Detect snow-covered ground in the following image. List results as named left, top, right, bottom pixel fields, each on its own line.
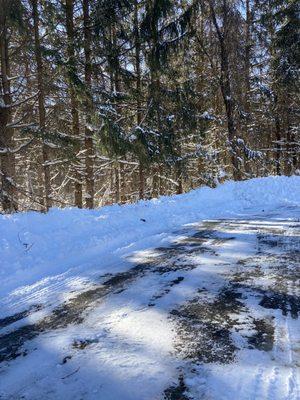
left=1, top=176, right=299, bottom=302
left=0, top=176, right=299, bottom=400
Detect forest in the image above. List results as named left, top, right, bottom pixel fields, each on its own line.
left=0, top=0, right=299, bottom=213
left=1, top=1, right=300, bottom=397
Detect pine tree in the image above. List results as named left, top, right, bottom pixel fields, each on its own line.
left=31, top=0, right=52, bottom=210
left=83, top=0, right=95, bottom=208
left=65, top=0, right=83, bottom=208
left=0, top=0, right=298, bottom=213
left=0, top=0, right=25, bottom=212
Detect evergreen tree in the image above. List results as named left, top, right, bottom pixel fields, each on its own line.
left=0, top=0, right=299, bottom=213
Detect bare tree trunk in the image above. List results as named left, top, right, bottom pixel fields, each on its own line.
left=119, top=162, right=126, bottom=203
left=245, top=0, right=252, bottom=112
left=83, top=0, right=94, bottom=209
left=110, top=22, right=126, bottom=204
left=114, top=162, right=120, bottom=203
left=148, top=0, right=164, bottom=194
left=274, top=100, right=282, bottom=176
left=268, top=9, right=282, bottom=176
left=32, top=0, right=52, bottom=211
left=134, top=0, right=145, bottom=200
left=0, top=22, right=17, bottom=212
left=285, top=122, right=293, bottom=176
left=176, top=165, right=183, bottom=194
left=175, top=141, right=183, bottom=194
left=139, top=164, right=145, bottom=199
left=152, top=166, right=160, bottom=198
left=65, top=0, right=83, bottom=208
left=290, top=127, right=298, bottom=172
left=243, top=0, right=253, bottom=177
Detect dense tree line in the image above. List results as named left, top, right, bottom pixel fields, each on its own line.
left=0, top=0, right=299, bottom=213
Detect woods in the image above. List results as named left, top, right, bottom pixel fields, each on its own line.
left=0, top=0, right=299, bottom=213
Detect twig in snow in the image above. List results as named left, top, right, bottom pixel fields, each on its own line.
left=17, top=231, right=34, bottom=251
left=61, top=366, right=80, bottom=380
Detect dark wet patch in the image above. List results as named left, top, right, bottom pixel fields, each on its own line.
left=212, top=236, right=235, bottom=245
left=170, top=287, right=244, bottom=364
left=257, top=231, right=300, bottom=254
left=232, top=266, right=265, bottom=283
left=231, top=249, right=300, bottom=320
left=148, top=277, right=185, bottom=306
left=1, top=217, right=299, bottom=373
left=0, top=324, right=39, bottom=362
left=155, top=242, right=217, bottom=258
left=178, top=237, right=208, bottom=246
left=192, top=228, right=220, bottom=240
left=149, top=288, right=170, bottom=305
left=164, top=375, right=189, bottom=400
left=0, top=227, right=212, bottom=364
left=0, top=263, right=152, bottom=363
left=259, top=293, right=300, bottom=319
left=247, top=318, right=275, bottom=351
left=61, top=355, right=72, bottom=364
left=153, top=260, right=196, bottom=275
left=72, top=338, right=100, bottom=350
left=257, top=234, right=282, bottom=251
left=228, top=273, right=300, bottom=321
left=172, top=277, right=185, bottom=285
left=167, top=217, right=300, bottom=397
left=0, top=304, right=43, bottom=329
left=170, top=223, right=236, bottom=256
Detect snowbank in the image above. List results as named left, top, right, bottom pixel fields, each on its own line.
left=1, top=175, right=299, bottom=298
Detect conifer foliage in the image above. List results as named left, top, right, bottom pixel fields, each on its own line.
left=0, top=0, right=299, bottom=212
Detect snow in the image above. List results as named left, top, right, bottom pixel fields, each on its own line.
left=0, top=176, right=300, bottom=400
left=176, top=218, right=299, bottom=400
left=1, top=176, right=299, bottom=306
left=199, top=111, right=215, bottom=120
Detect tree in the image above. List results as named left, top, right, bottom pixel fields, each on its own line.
left=208, top=0, right=243, bottom=180
left=0, top=0, right=298, bottom=214
left=273, top=0, right=300, bottom=173
left=0, top=0, right=25, bottom=212
left=83, top=0, right=94, bottom=208
left=65, top=0, right=83, bottom=208
left=31, top=0, right=52, bottom=210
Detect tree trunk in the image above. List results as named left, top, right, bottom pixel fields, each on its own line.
left=148, top=0, right=164, bottom=194
left=0, top=23, right=17, bottom=212
left=175, top=141, right=183, bottom=194
left=152, top=166, right=160, bottom=198
left=32, top=0, right=52, bottom=211
left=119, top=162, right=126, bottom=203
left=134, top=0, right=145, bottom=200
left=274, top=105, right=281, bottom=176
left=65, top=0, right=83, bottom=208
left=83, top=0, right=94, bottom=209
left=268, top=8, right=282, bottom=176
left=245, top=0, right=252, bottom=112
left=114, top=162, right=120, bottom=203
left=220, top=48, right=241, bottom=180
